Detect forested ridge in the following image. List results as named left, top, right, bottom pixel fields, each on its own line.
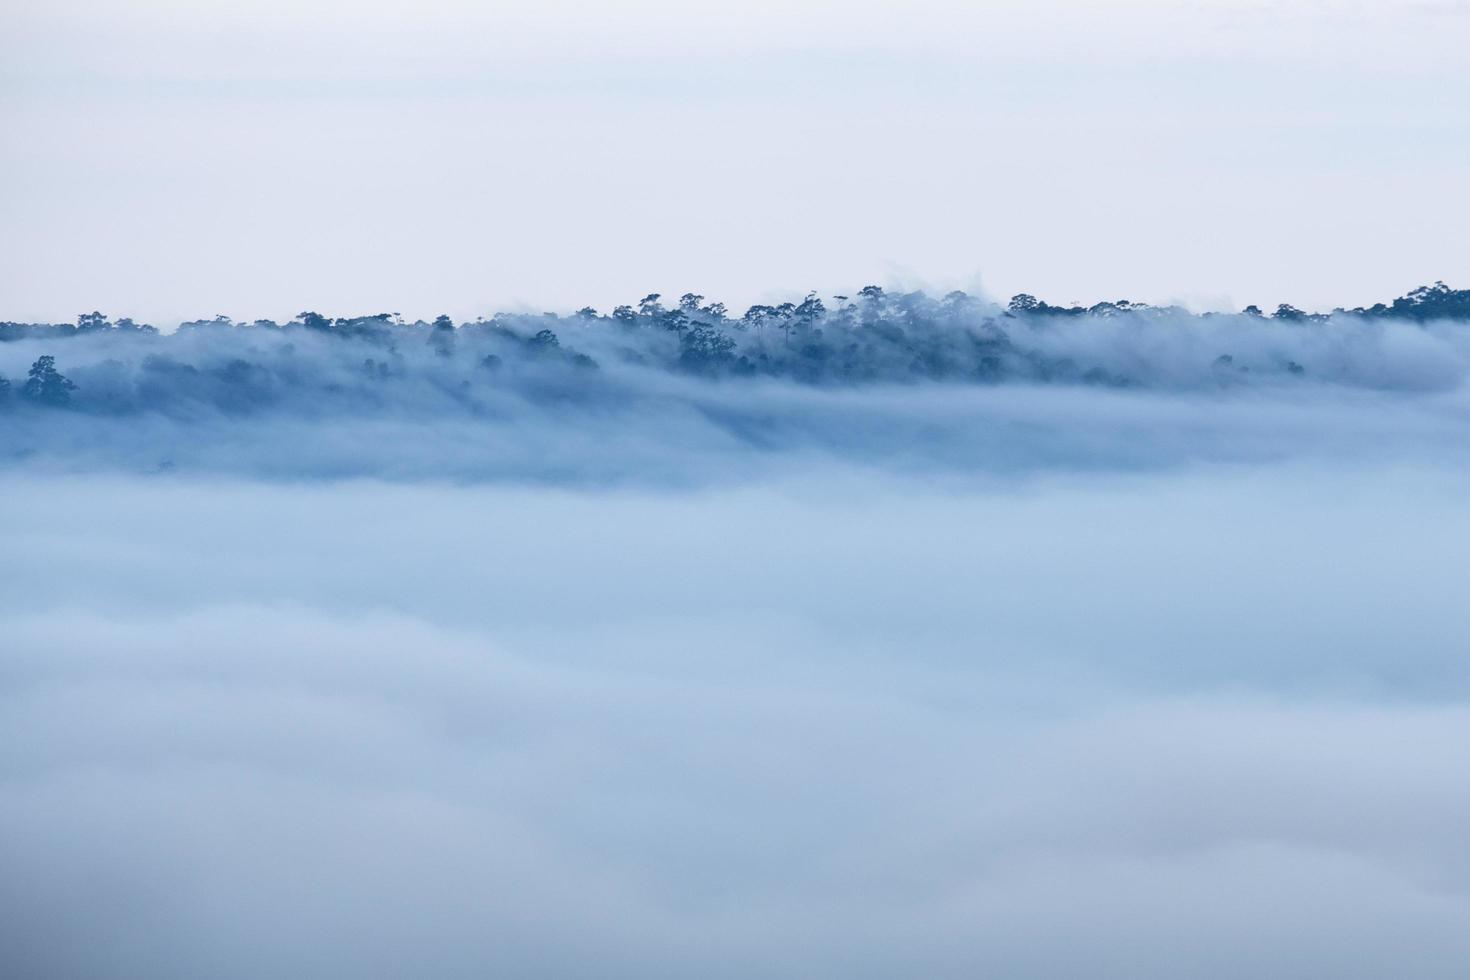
left=3, top=282, right=1470, bottom=417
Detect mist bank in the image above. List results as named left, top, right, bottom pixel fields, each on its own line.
left=4, top=283, right=1470, bottom=481
left=5, top=466, right=1470, bottom=979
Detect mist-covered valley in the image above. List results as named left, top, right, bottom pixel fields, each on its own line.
left=4, top=283, right=1470, bottom=978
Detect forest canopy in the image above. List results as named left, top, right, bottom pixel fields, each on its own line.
left=3, top=283, right=1470, bottom=417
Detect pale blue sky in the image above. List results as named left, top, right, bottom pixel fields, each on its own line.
left=2, top=0, right=1467, bottom=323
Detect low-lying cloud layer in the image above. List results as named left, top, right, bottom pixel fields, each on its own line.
left=5, top=286, right=1470, bottom=977
left=4, top=468, right=1470, bottom=978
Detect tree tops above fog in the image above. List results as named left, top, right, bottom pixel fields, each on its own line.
left=7, top=281, right=1469, bottom=341
left=3, top=282, right=1470, bottom=412
left=1001, top=281, right=1470, bottom=323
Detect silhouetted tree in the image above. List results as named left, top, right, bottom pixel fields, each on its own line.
left=679, top=325, right=737, bottom=374
left=742, top=304, right=776, bottom=336
left=795, top=292, right=826, bottom=328
left=528, top=328, right=560, bottom=351
left=1383, top=282, right=1470, bottom=321
left=431, top=314, right=455, bottom=357
left=662, top=309, right=689, bottom=335
left=23, top=355, right=77, bottom=406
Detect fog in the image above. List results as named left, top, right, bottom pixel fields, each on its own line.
left=8, top=0, right=1468, bottom=969
left=4, top=456, right=1470, bottom=978
left=6, top=292, right=1470, bottom=976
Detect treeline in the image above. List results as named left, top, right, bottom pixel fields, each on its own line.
left=1000, top=281, right=1470, bottom=323
left=2, top=282, right=1469, bottom=414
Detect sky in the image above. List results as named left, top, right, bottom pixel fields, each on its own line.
left=3, top=0, right=1469, bottom=324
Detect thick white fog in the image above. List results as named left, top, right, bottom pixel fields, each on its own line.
left=4, top=280, right=1470, bottom=979
left=4, top=456, right=1470, bottom=978
left=7, top=0, right=1469, bottom=972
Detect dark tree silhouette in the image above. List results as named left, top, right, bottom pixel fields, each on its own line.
left=23, top=355, right=77, bottom=406
left=662, top=309, right=689, bottom=335
left=795, top=292, right=826, bottom=328
left=528, top=328, right=560, bottom=351
left=1380, top=282, right=1470, bottom=321
left=430, top=314, right=455, bottom=357
left=679, top=325, right=737, bottom=374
